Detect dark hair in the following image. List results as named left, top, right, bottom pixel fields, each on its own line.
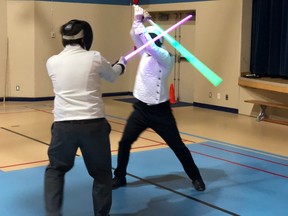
left=60, top=20, right=85, bottom=48
left=149, top=33, right=162, bottom=48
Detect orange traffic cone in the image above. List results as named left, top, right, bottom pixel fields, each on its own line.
left=169, top=83, right=176, bottom=104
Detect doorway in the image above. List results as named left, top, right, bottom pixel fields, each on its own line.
left=150, top=10, right=196, bottom=103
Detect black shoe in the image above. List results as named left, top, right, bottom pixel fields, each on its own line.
left=112, top=177, right=127, bottom=189
left=192, top=179, right=206, bottom=191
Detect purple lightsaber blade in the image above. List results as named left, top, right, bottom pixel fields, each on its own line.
left=124, top=14, right=193, bottom=61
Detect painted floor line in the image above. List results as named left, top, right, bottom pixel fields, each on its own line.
left=0, top=160, right=49, bottom=170
left=107, top=114, right=288, bottom=161
left=200, top=142, right=288, bottom=166
left=192, top=150, right=288, bottom=179
left=1, top=127, right=49, bottom=146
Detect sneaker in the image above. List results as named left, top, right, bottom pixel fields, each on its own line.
left=112, top=177, right=127, bottom=189
left=192, top=179, right=206, bottom=191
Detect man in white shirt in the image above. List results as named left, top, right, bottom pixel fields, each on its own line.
left=112, top=6, right=205, bottom=192
left=44, top=19, right=126, bottom=216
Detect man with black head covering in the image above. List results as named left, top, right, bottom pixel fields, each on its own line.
left=44, top=19, right=126, bottom=216
left=112, top=5, right=205, bottom=192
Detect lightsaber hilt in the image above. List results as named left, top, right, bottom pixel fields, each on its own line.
left=124, top=14, right=193, bottom=61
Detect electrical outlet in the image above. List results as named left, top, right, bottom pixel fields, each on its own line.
left=209, top=92, right=212, bottom=98
left=16, top=85, right=20, bottom=91
left=51, top=32, right=56, bottom=38
left=225, top=94, right=229, bottom=100
left=217, top=93, right=221, bottom=99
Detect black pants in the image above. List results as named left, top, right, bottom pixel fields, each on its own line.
left=44, top=118, right=112, bottom=216
left=114, top=100, right=203, bottom=181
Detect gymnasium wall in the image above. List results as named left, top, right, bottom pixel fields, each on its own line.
left=0, top=0, right=7, bottom=99
left=34, top=2, right=133, bottom=97
left=3, top=0, right=283, bottom=118
left=145, top=0, right=246, bottom=110
left=4, top=0, right=132, bottom=98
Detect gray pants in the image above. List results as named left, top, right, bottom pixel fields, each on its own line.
left=44, top=118, right=112, bottom=216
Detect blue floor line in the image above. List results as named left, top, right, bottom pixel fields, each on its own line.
left=196, top=141, right=288, bottom=166
left=189, top=142, right=288, bottom=178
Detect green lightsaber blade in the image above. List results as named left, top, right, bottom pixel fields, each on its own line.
left=148, top=20, right=222, bottom=87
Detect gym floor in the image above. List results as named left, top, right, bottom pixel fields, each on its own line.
left=0, top=96, right=287, bottom=215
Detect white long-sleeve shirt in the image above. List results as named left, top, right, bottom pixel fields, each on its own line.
left=47, top=45, right=122, bottom=121
left=130, top=20, right=174, bottom=105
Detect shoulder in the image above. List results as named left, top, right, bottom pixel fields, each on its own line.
left=90, top=50, right=101, bottom=56
left=86, top=50, right=102, bottom=63
left=46, top=54, right=58, bottom=66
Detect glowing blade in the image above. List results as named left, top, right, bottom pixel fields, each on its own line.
left=124, top=14, right=193, bottom=61
left=148, top=20, right=223, bottom=87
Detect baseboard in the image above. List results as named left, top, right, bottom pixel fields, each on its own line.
left=193, top=102, right=238, bottom=114
left=102, top=91, right=133, bottom=97
left=0, top=97, right=55, bottom=102
left=0, top=94, right=238, bottom=115
left=0, top=92, right=133, bottom=102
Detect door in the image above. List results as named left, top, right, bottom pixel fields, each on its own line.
left=150, top=11, right=196, bottom=103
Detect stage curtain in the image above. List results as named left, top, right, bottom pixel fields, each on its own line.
left=250, top=0, right=288, bottom=78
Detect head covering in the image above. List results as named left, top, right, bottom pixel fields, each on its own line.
left=61, top=20, right=93, bottom=50
left=62, top=29, right=84, bottom=40
left=146, top=26, right=163, bottom=46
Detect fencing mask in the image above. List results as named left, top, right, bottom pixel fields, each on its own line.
left=146, top=26, right=163, bottom=47
left=61, top=19, right=93, bottom=50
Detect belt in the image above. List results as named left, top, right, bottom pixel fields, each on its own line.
left=57, top=118, right=105, bottom=124
left=136, top=100, right=170, bottom=110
